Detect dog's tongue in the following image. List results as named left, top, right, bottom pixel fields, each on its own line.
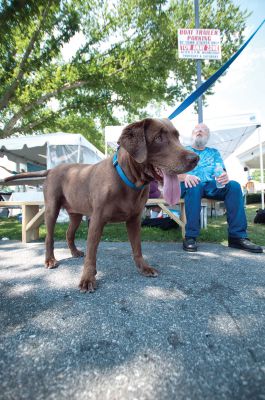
left=162, top=172, right=181, bottom=205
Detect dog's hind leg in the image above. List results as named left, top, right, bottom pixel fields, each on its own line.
left=66, top=213, right=84, bottom=258
left=45, top=201, right=60, bottom=269
left=79, top=213, right=105, bottom=292
left=126, top=216, right=158, bottom=277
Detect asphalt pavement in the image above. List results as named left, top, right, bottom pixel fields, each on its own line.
left=0, top=240, right=265, bottom=400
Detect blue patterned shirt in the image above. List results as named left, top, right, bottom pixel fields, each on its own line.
left=185, top=146, right=226, bottom=182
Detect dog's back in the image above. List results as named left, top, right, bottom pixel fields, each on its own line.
left=43, top=159, right=149, bottom=220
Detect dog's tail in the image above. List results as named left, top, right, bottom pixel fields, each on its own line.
left=4, top=170, right=49, bottom=183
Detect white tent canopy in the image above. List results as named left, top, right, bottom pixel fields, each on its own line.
left=237, top=141, right=265, bottom=169
left=0, top=132, right=105, bottom=169
left=183, top=124, right=260, bottom=160
left=237, top=133, right=265, bottom=209
left=105, top=113, right=261, bottom=161
left=172, top=113, right=261, bottom=161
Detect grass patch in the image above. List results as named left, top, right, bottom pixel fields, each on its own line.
left=1, top=204, right=264, bottom=245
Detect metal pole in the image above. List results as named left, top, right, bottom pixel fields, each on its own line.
left=258, top=127, right=264, bottom=208
left=194, top=0, right=203, bottom=123
left=105, top=128, right=108, bottom=157
left=77, top=136, right=81, bottom=163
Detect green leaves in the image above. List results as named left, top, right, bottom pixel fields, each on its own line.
left=0, top=0, right=249, bottom=143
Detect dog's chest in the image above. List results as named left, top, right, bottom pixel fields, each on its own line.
left=107, top=196, right=146, bottom=222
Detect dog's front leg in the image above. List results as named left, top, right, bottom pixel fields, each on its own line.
left=79, top=214, right=104, bottom=292
left=126, top=216, right=158, bottom=277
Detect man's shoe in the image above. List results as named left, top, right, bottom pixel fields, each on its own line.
left=228, top=237, right=263, bottom=253
left=183, top=237, right=197, bottom=252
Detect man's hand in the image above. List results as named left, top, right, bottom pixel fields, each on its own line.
left=184, top=174, right=201, bottom=188
left=216, top=171, right=229, bottom=186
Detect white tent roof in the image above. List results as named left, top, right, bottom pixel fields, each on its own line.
left=105, top=114, right=261, bottom=161
left=173, top=113, right=261, bottom=160
left=0, top=132, right=105, bottom=166
left=184, top=124, right=260, bottom=160
left=237, top=141, right=265, bottom=169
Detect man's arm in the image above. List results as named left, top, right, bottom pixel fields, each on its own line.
left=214, top=149, right=229, bottom=186
left=216, top=171, right=229, bottom=186
left=179, top=145, right=200, bottom=188
left=178, top=173, right=201, bottom=188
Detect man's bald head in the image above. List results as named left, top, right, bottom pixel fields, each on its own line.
left=192, top=123, right=210, bottom=149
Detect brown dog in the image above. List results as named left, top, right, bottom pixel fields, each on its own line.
left=5, top=118, right=198, bottom=292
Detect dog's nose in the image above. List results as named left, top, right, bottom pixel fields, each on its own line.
left=186, top=153, right=199, bottom=164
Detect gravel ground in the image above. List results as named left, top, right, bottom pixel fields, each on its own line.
left=0, top=240, right=265, bottom=400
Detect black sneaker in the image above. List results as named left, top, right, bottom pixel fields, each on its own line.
left=228, top=237, right=263, bottom=253
left=183, top=237, right=197, bottom=252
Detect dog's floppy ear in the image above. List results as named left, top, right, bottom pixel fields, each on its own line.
left=118, top=119, right=150, bottom=163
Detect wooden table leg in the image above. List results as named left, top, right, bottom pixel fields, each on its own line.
left=22, top=205, right=40, bottom=243
left=201, top=203, right=208, bottom=229
left=180, top=202, right=186, bottom=238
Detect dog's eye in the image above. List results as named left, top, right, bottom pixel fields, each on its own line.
left=154, top=134, right=163, bottom=143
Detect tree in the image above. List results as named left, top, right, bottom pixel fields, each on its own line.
left=251, top=169, right=265, bottom=182
left=0, top=0, right=250, bottom=149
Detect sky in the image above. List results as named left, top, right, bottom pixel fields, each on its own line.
left=166, top=0, right=265, bottom=145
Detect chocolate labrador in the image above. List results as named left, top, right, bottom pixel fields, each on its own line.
left=5, top=118, right=199, bottom=292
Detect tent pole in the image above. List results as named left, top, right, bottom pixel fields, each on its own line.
left=258, top=127, right=264, bottom=209
left=47, top=143, right=50, bottom=169
left=77, top=137, right=81, bottom=163
left=105, top=128, right=108, bottom=157
left=16, top=162, right=20, bottom=192
left=194, top=0, right=203, bottom=123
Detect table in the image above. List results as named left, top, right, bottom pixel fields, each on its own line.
left=146, top=198, right=208, bottom=238
left=8, top=191, right=44, bottom=217
left=0, top=198, right=45, bottom=243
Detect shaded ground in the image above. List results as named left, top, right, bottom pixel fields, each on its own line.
left=0, top=240, right=265, bottom=400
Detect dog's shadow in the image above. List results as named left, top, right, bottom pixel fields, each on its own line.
left=54, top=254, right=85, bottom=267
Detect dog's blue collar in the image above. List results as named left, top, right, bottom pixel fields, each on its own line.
left=112, top=149, right=146, bottom=191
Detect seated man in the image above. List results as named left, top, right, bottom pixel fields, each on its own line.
left=149, top=180, right=161, bottom=199
left=148, top=180, right=162, bottom=218
left=179, top=123, right=263, bottom=253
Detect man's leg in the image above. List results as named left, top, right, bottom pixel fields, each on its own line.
left=223, top=180, right=247, bottom=238
left=225, top=181, right=262, bottom=252
left=205, top=180, right=263, bottom=253
left=181, top=182, right=204, bottom=252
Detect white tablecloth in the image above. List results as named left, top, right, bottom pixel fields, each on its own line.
left=8, top=191, right=44, bottom=217
left=9, top=191, right=44, bottom=202
left=8, top=191, right=69, bottom=222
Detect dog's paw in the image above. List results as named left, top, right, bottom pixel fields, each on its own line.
left=72, top=249, right=85, bottom=258
left=139, top=266, right=159, bottom=277
left=79, top=276, right=96, bottom=293
left=45, top=258, right=59, bottom=269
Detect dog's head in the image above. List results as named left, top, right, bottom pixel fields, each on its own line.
left=118, top=117, right=199, bottom=174
left=118, top=118, right=199, bottom=204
